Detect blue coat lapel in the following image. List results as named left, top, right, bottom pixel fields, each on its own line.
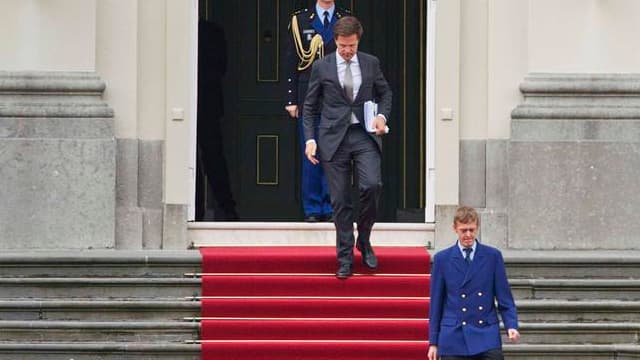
left=450, top=247, right=468, bottom=278
left=462, top=243, right=488, bottom=286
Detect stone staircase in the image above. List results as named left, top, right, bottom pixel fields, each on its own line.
left=503, top=250, right=640, bottom=359
left=0, top=243, right=639, bottom=359
left=0, top=250, right=202, bottom=359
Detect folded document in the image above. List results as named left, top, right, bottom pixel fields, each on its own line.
left=364, top=100, right=390, bottom=134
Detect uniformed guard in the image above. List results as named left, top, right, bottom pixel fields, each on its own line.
left=284, top=1, right=350, bottom=222
left=428, top=206, right=520, bottom=360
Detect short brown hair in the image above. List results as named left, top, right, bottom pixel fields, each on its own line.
left=453, top=206, right=480, bottom=226
left=333, top=16, right=363, bottom=39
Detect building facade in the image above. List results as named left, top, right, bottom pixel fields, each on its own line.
left=1, top=0, right=639, bottom=251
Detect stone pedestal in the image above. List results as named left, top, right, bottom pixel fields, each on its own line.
left=509, top=74, right=640, bottom=249
left=0, top=72, right=115, bottom=249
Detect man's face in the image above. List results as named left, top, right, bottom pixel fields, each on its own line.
left=453, top=221, right=478, bottom=248
left=336, top=34, right=359, bottom=61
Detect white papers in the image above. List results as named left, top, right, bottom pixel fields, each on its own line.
left=364, top=100, right=390, bottom=134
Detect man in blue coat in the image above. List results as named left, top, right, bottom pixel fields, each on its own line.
left=428, top=206, right=520, bottom=359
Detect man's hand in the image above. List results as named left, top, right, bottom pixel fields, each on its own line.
left=305, top=141, right=319, bottom=165
left=373, top=115, right=387, bottom=135
left=427, top=345, right=437, bottom=360
left=285, top=105, right=299, bottom=119
left=507, top=328, right=520, bottom=342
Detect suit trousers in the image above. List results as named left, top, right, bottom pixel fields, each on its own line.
left=441, top=348, right=504, bottom=360
left=321, top=125, right=382, bottom=266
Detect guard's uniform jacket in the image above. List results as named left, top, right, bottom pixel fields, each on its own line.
left=285, top=7, right=350, bottom=109
left=429, top=241, right=519, bottom=356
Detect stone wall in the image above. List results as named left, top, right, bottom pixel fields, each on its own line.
left=0, top=72, right=115, bottom=249
left=457, top=73, right=640, bottom=250
left=509, top=73, right=640, bottom=249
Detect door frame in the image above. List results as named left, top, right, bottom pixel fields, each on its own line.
left=187, top=0, right=437, bottom=223
left=425, top=0, right=436, bottom=223
left=188, top=0, right=199, bottom=221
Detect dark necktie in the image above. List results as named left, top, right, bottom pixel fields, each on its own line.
left=344, top=60, right=353, bottom=102
left=323, top=11, right=330, bottom=29
left=463, top=247, right=472, bottom=264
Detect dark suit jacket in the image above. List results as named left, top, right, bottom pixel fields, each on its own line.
left=429, top=242, right=519, bottom=356
left=302, top=51, right=392, bottom=161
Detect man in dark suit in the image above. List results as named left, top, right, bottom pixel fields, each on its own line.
left=303, top=16, right=392, bottom=279
left=428, top=206, right=520, bottom=360
left=285, top=1, right=350, bottom=223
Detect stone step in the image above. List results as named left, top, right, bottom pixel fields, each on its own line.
left=189, top=222, right=434, bottom=247
left=0, top=250, right=201, bottom=278
left=516, top=299, right=640, bottom=323
left=510, top=278, right=640, bottom=300
left=0, top=278, right=201, bottom=299
left=503, top=344, right=640, bottom=360
left=0, top=320, right=199, bottom=342
left=506, top=322, right=640, bottom=345
left=0, top=342, right=200, bottom=360
left=503, top=250, right=640, bottom=279
left=0, top=300, right=200, bottom=321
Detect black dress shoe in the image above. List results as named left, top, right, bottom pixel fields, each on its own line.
left=304, top=215, right=320, bottom=223
left=356, top=242, right=378, bottom=270
left=335, top=264, right=353, bottom=279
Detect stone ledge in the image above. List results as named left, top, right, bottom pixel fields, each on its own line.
left=520, top=73, right=640, bottom=94
left=0, top=71, right=106, bottom=93
left=0, top=300, right=201, bottom=309
left=189, top=222, right=435, bottom=248
left=0, top=71, right=114, bottom=118
left=0, top=250, right=200, bottom=264
left=502, top=250, right=640, bottom=263
left=0, top=320, right=198, bottom=330
left=512, top=105, right=640, bottom=119
left=0, top=342, right=200, bottom=352
left=516, top=299, right=640, bottom=309
left=504, top=343, right=640, bottom=353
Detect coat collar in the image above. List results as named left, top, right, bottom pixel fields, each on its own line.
left=448, top=241, right=488, bottom=286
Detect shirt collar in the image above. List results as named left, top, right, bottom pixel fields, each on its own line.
left=336, top=52, right=359, bottom=65
left=457, top=239, right=477, bottom=256
left=316, top=4, right=335, bottom=20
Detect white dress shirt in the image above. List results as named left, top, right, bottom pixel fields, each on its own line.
left=336, top=52, right=361, bottom=124
left=316, top=4, right=335, bottom=21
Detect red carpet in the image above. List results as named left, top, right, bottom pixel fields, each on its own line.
left=199, top=246, right=431, bottom=360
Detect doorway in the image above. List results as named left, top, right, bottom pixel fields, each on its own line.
left=196, top=0, right=428, bottom=222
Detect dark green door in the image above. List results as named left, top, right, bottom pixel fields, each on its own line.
left=199, top=0, right=426, bottom=221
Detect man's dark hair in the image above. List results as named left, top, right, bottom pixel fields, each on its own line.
left=333, top=16, right=363, bottom=39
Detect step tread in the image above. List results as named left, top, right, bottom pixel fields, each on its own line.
left=200, top=318, right=428, bottom=340
left=201, top=274, right=429, bottom=297
left=516, top=299, right=640, bottom=307
left=200, top=246, right=430, bottom=274
left=516, top=322, right=640, bottom=329
left=200, top=297, right=428, bottom=318
left=0, top=342, right=201, bottom=351
left=0, top=320, right=199, bottom=329
left=0, top=299, right=200, bottom=307
left=0, top=277, right=200, bottom=284
left=504, top=343, right=640, bottom=351
left=511, top=278, right=640, bottom=286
